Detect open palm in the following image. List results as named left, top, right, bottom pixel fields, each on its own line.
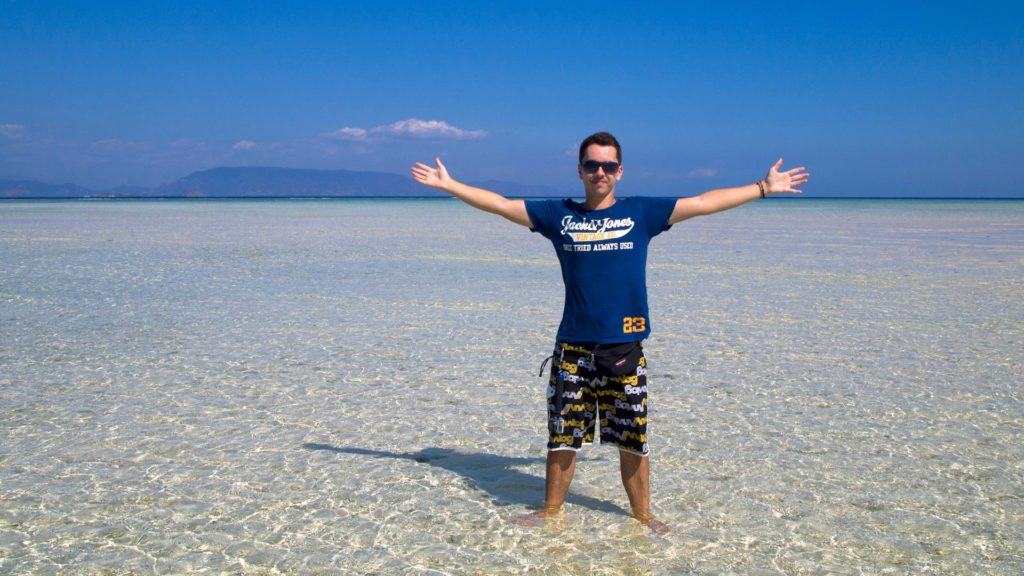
left=410, top=157, right=452, bottom=190
left=765, top=159, right=809, bottom=194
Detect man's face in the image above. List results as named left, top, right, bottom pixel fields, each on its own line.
left=578, top=144, right=623, bottom=198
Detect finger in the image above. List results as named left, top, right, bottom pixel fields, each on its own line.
left=785, top=167, right=807, bottom=175
left=435, top=156, right=445, bottom=169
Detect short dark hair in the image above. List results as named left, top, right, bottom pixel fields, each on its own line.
left=578, top=131, right=621, bottom=164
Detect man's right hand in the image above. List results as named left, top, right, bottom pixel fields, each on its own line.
left=410, top=157, right=452, bottom=191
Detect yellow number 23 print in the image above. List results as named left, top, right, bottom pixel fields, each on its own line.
left=622, top=317, right=647, bottom=334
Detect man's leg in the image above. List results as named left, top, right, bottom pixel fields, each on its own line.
left=515, top=449, right=576, bottom=525
left=543, top=449, right=577, bottom=514
left=619, top=450, right=670, bottom=534
left=619, top=449, right=649, bottom=513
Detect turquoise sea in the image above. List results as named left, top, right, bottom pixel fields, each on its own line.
left=1, top=198, right=1022, bottom=574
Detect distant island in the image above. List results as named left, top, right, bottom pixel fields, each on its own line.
left=0, top=166, right=568, bottom=199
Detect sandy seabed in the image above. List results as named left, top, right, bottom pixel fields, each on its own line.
left=1, top=198, right=1022, bottom=574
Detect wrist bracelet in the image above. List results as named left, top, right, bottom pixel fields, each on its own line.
left=756, top=180, right=766, bottom=198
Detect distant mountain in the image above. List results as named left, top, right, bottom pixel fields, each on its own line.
left=1, top=179, right=98, bottom=199
left=1, top=167, right=567, bottom=199
left=100, top=185, right=153, bottom=196
left=156, top=166, right=424, bottom=197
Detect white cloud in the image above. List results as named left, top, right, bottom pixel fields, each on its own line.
left=325, top=127, right=369, bottom=141
left=324, top=119, right=486, bottom=142
left=233, top=139, right=257, bottom=150
left=373, top=118, right=486, bottom=140
left=1, top=124, right=27, bottom=139
left=687, top=167, right=719, bottom=178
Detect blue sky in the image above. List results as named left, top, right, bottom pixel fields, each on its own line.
left=2, top=1, right=1022, bottom=197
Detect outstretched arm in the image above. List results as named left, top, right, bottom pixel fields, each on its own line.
left=669, top=159, right=809, bottom=224
left=411, top=157, right=532, bottom=228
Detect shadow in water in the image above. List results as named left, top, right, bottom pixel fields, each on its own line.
left=303, top=443, right=628, bottom=516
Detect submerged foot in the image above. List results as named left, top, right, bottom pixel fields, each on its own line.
left=633, top=509, right=671, bottom=535
left=513, top=505, right=563, bottom=527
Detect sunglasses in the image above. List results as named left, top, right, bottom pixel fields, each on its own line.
left=581, top=160, right=620, bottom=174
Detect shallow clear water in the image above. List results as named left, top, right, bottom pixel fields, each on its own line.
left=1, top=198, right=1022, bottom=574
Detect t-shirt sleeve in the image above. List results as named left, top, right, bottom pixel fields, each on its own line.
left=525, top=199, right=559, bottom=239
left=642, top=196, right=678, bottom=237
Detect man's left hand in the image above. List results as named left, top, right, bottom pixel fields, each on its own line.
left=765, top=159, right=809, bottom=194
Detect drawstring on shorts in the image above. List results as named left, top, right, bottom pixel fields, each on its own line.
left=538, top=345, right=568, bottom=434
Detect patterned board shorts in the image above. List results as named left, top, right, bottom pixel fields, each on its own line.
left=545, top=342, right=650, bottom=456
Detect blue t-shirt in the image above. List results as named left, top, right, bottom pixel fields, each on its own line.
left=526, top=196, right=677, bottom=344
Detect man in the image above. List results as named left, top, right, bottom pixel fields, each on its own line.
left=411, top=131, right=808, bottom=533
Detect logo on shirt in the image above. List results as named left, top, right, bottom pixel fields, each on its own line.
left=559, top=216, right=635, bottom=242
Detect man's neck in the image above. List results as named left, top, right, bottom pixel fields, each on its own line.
left=584, top=193, right=616, bottom=211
